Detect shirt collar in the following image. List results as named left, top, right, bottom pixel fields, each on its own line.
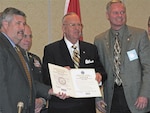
left=111, top=25, right=126, bottom=38
left=1, top=32, right=16, bottom=48
left=64, top=37, right=79, bottom=50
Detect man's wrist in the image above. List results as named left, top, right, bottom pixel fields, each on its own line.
left=40, top=98, right=46, bottom=107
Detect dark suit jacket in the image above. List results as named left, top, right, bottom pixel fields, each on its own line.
left=42, top=38, right=106, bottom=113
left=94, top=25, right=150, bottom=113
left=27, top=52, right=43, bottom=83
left=25, top=51, right=48, bottom=113
left=0, top=33, right=50, bottom=113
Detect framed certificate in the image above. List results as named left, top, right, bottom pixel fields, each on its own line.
left=48, top=63, right=102, bottom=98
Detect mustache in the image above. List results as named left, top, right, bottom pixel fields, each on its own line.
left=17, top=30, right=24, bottom=35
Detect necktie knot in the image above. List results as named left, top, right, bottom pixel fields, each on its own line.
left=115, top=32, right=120, bottom=42
left=72, top=45, right=77, bottom=49
left=115, top=32, right=119, bottom=36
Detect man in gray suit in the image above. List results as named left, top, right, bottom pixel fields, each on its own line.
left=94, top=1, right=150, bottom=113
left=0, top=7, right=53, bottom=113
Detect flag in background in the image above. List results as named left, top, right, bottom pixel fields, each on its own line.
left=64, top=0, right=83, bottom=40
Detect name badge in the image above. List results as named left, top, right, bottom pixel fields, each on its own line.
left=127, top=49, right=138, bottom=61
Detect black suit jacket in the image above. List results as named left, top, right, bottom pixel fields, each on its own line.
left=27, top=52, right=43, bottom=83
left=42, top=38, right=106, bottom=113
left=0, top=33, right=50, bottom=113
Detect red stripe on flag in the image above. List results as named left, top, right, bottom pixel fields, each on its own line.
left=64, top=0, right=83, bottom=41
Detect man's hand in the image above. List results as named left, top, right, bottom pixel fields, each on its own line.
left=135, top=96, right=148, bottom=110
left=96, top=100, right=107, bottom=113
left=95, top=72, right=102, bottom=84
left=48, top=88, right=69, bottom=100
left=55, top=92, right=70, bottom=100
left=35, top=98, right=45, bottom=113
left=48, top=88, right=54, bottom=95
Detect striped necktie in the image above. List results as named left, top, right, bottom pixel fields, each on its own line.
left=72, top=45, right=80, bottom=68
left=114, top=32, right=122, bottom=86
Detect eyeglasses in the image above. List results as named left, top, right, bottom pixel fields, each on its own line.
left=24, top=34, right=32, bottom=38
left=63, top=23, right=83, bottom=27
left=112, top=11, right=126, bottom=15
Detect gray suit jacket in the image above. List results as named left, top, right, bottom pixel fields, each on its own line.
left=0, top=33, right=50, bottom=113
left=94, top=25, right=150, bottom=113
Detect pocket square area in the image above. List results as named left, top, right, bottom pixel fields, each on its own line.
left=85, top=59, right=94, bottom=64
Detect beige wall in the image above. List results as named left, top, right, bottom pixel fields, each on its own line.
left=0, top=0, right=150, bottom=59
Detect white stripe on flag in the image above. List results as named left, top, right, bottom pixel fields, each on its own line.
left=64, top=0, right=70, bottom=15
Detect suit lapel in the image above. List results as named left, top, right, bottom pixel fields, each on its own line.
left=120, top=26, right=132, bottom=66
left=79, top=41, right=85, bottom=67
left=10, top=46, right=24, bottom=70
left=59, top=39, right=74, bottom=67
left=104, top=31, right=114, bottom=69
left=0, top=33, right=29, bottom=82
left=0, top=33, right=23, bottom=70
left=105, top=27, right=132, bottom=73
left=78, top=41, right=92, bottom=67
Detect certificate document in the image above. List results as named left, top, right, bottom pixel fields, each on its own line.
left=48, top=63, right=102, bottom=98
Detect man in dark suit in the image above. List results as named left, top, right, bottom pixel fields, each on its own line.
left=94, top=1, right=150, bottom=113
left=0, top=7, right=53, bottom=113
left=42, top=12, right=107, bottom=113
left=18, top=24, right=48, bottom=113
left=18, top=24, right=43, bottom=83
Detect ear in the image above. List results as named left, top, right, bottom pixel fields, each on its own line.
left=2, top=20, right=8, bottom=29
left=62, top=25, right=65, bottom=32
left=106, top=12, right=109, bottom=20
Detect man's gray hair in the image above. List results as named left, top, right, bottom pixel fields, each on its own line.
left=106, top=0, right=125, bottom=11
left=0, top=7, right=26, bottom=28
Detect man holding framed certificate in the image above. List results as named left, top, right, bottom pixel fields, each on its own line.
left=42, top=12, right=107, bottom=113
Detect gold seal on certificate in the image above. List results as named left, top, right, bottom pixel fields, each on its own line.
left=48, top=63, right=102, bottom=98
left=58, top=77, right=66, bottom=85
